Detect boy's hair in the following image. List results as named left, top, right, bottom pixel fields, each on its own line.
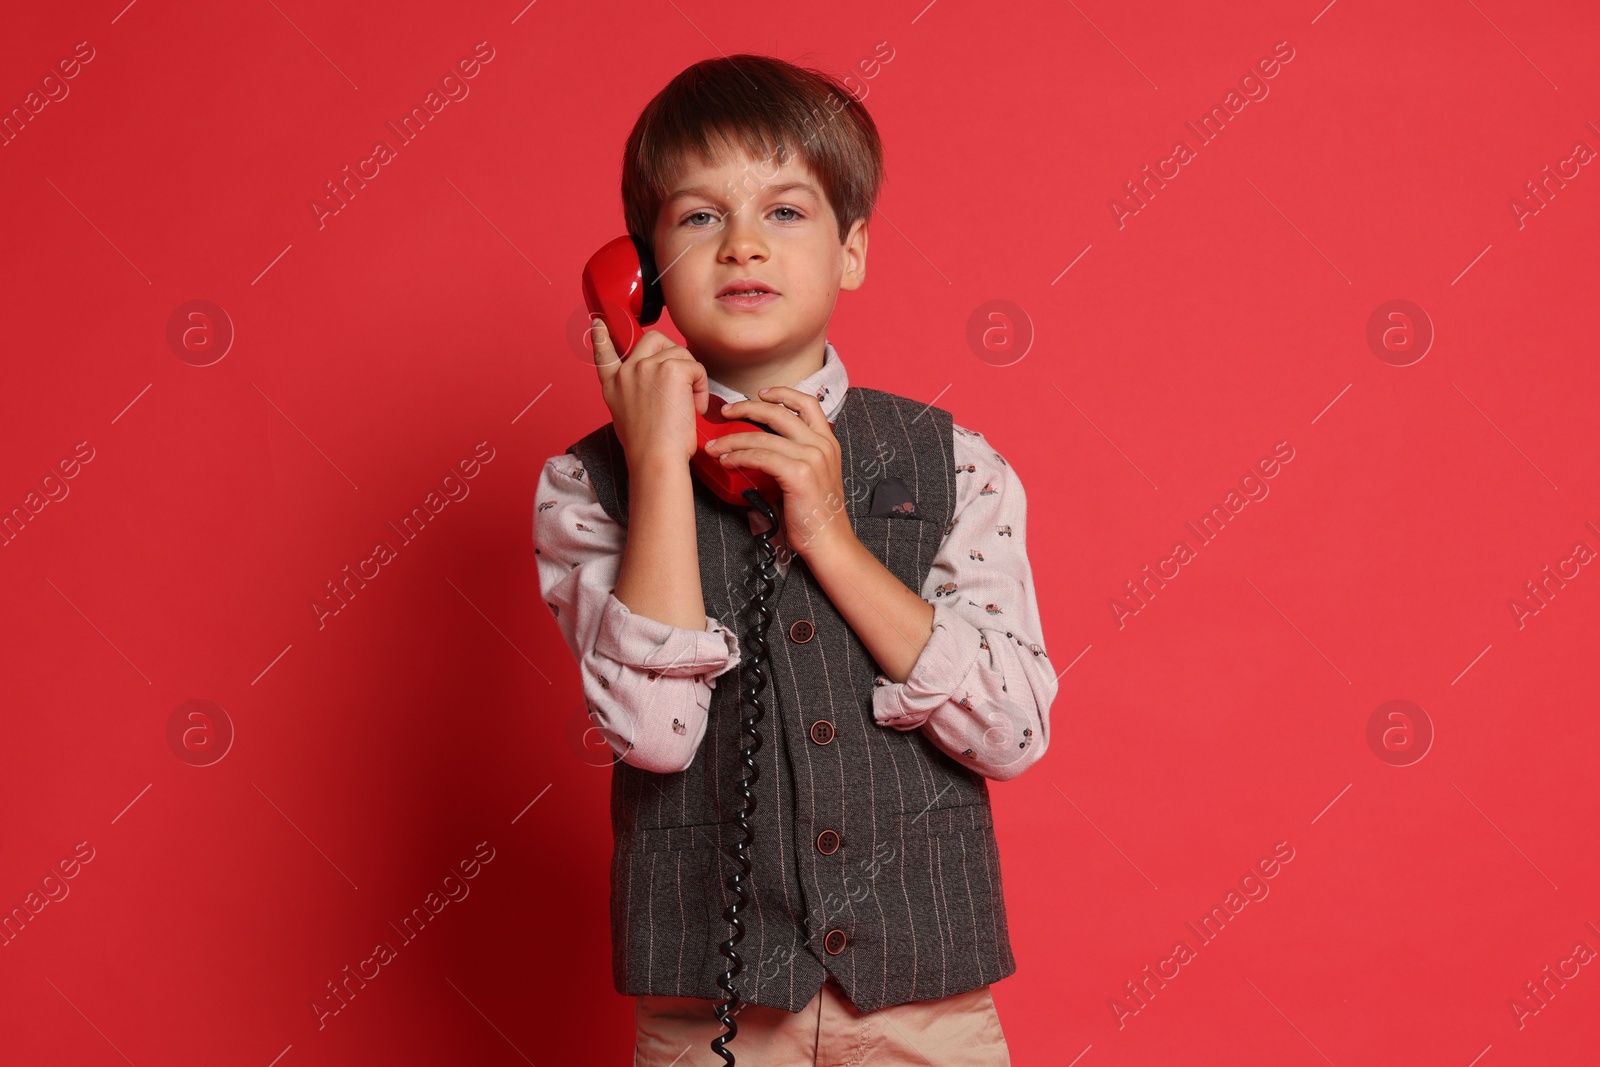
left=621, top=54, right=884, bottom=252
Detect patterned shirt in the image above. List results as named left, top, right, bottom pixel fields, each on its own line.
left=534, top=341, right=1057, bottom=781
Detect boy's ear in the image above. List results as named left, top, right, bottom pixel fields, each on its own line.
left=839, top=217, right=869, bottom=292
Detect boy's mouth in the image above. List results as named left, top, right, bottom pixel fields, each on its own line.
left=716, top=280, right=780, bottom=311
left=716, top=279, right=778, bottom=297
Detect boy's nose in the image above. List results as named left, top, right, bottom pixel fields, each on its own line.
left=719, top=214, right=768, bottom=260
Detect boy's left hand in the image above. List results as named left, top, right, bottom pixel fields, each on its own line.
left=705, top=386, right=856, bottom=560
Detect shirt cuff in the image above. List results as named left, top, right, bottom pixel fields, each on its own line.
left=593, top=591, right=742, bottom=682
left=871, top=601, right=984, bottom=730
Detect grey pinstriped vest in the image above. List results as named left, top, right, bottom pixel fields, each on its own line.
left=566, top=384, right=1017, bottom=1014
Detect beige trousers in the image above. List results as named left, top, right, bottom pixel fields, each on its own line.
left=634, top=975, right=1012, bottom=1066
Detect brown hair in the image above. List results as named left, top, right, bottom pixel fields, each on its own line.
left=621, top=54, right=884, bottom=252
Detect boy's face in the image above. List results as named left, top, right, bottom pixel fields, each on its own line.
left=650, top=143, right=867, bottom=369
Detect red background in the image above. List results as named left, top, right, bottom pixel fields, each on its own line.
left=3, top=0, right=1597, bottom=1063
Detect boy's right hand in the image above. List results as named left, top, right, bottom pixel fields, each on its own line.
left=590, top=317, right=710, bottom=469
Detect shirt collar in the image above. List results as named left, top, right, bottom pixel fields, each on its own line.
left=706, top=341, right=850, bottom=423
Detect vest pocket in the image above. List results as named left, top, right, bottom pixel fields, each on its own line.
left=631, top=822, right=729, bottom=853
left=892, top=801, right=994, bottom=836
left=850, top=514, right=927, bottom=544
left=620, top=843, right=724, bottom=992
left=849, top=515, right=932, bottom=588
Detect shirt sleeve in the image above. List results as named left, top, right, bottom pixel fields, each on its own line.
left=534, top=453, right=741, bottom=774
left=869, top=424, right=1057, bottom=781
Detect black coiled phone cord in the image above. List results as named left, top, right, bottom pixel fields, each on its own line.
left=710, top=488, right=781, bottom=1066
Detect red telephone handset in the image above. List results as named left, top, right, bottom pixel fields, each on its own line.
left=582, top=235, right=783, bottom=509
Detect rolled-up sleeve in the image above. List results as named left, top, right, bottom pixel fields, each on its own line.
left=535, top=454, right=740, bottom=773
left=870, top=425, right=1057, bottom=781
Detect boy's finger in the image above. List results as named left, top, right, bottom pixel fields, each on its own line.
left=636, top=343, right=709, bottom=418
left=707, top=432, right=806, bottom=460
left=690, top=357, right=709, bottom=417
left=590, top=317, right=621, bottom=383
left=725, top=392, right=822, bottom=436
left=659, top=346, right=711, bottom=416
left=754, top=386, right=830, bottom=433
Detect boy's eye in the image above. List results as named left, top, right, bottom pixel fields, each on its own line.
left=682, top=206, right=805, bottom=227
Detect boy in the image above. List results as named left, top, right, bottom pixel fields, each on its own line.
left=536, top=54, right=1057, bottom=1065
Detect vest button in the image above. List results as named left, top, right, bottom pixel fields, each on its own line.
left=809, top=719, right=835, bottom=745
left=815, top=829, right=840, bottom=855
left=824, top=929, right=848, bottom=955
left=788, top=619, right=815, bottom=643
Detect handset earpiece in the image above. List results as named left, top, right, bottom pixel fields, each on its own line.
left=632, top=235, right=665, bottom=330
left=580, top=234, right=663, bottom=359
